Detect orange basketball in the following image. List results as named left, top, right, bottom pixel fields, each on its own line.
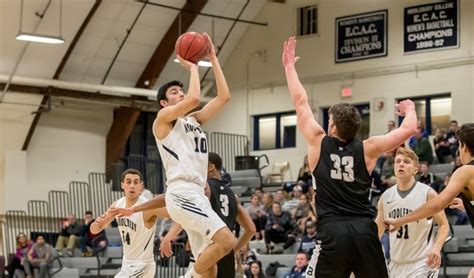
left=175, top=32, right=210, bottom=64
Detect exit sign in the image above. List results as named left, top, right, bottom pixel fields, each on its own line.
left=341, top=87, right=352, bottom=97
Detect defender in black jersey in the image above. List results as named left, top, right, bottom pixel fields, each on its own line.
left=283, top=36, right=418, bottom=278
left=160, top=152, right=256, bottom=277
left=386, top=123, right=474, bottom=229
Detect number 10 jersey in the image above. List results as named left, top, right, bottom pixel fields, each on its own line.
left=154, top=116, right=208, bottom=188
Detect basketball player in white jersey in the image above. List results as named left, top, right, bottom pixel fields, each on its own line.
left=90, top=168, right=168, bottom=278
left=114, top=33, right=235, bottom=278
left=375, top=148, right=449, bottom=277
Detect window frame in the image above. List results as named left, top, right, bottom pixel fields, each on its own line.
left=297, top=4, right=319, bottom=37
left=253, top=111, right=297, bottom=151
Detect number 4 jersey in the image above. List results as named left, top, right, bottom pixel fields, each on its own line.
left=154, top=116, right=208, bottom=188
left=115, top=196, right=156, bottom=261
left=313, top=136, right=373, bottom=219
left=382, top=182, right=434, bottom=263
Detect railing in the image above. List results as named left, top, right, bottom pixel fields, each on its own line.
left=209, top=132, right=249, bottom=172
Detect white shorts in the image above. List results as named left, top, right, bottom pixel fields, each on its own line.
left=165, top=183, right=226, bottom=258
left=389, top=258, right=439, bottom=278
left=115, top=258, right=155, bottom=278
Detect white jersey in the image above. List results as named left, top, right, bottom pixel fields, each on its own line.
left=155, top=116, right=208, bottom=187
left=115, top=196, right=156, bottom=261
left=382, top=182, right=434, bottom=263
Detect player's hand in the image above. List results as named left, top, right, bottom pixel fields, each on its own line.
left=110, top=207, right=135, bottom=218
left=159, top=236, right=174, bottom=257
left=176, top=55, right=198, bottom=71
left=202, top=32, right=216, bottom=61
left=469, top=267, right=474, bottom=278
left=426, top=247, right=441, bottom=268
left=395, top=99, right=415, bottom=117
left=383, top=218, right=401, bottom=232
left=449, top=198, right=465, bottom=211
left=282, top=36, right=300, bottom=68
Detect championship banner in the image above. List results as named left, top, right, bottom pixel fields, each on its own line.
left=404, top=0, right=459, bottom=54
left=335, top=10, right=388, bottom=63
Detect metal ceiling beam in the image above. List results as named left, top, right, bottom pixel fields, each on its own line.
left=22, top=0, right=103, bottom=151
left=136, top=0, right=208, bottom=89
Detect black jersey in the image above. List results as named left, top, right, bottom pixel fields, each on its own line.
left=208, top=178, right=238, bottom=230
left=313, top=136, right=373, bottom=219
left=461, top=160, right=474, bottom=228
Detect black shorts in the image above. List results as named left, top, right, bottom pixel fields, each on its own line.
left=312, top=217, right=388, bottom=278
left=217, top=250, right=235, bottom=278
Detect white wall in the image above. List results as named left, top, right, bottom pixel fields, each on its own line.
left=210, top=0, right=474, bottom=179
left=1, top=97, right=113, bottom=212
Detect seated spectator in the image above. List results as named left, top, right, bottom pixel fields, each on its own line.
left=274, top=190, right=286, bottom=205
left=239, top=243, right=258, bottom=273
left=299, top=221, right=317, bottom=256
left=245, top=260, right=264, bottom=278
left=245, top=194, right=266, bottom=240
left=433, top=128, right=452, bottom=163
left=78, top=211, right=107, bottom=257
left=446, top=120, right=460, bottom=158
left=409, top=120, right=429, bottom=149
left=265, top=202, right=297, bottom=254
left=25, top=235, right=52, bottom=278
left=254, top=187, right=264, bottom=200
left=297, top=155, right=312, bottom=192
left=55, top=213, right=80, bottom=256
left=413, top=127, right=433, bottom=164
left=282, top=184, right=304, bottom=214
left=417, top=162, right=442, bottom=192
left=284, top=251, right=309, bottom=278
left=7, top=233, right=33, bottom=278
left=294, top=194, right=315, bottom=233
left=380, top=151, right=396, bottom=188
left=261, top=192, right=274, bottom=217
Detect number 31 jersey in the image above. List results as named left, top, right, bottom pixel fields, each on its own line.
left=382, top=182, right=433, bottom=263
left=154, top=116, right=208, bottom=188
left=313, top=136, right=373, bottom=219
left=115, top=196, right=156, bottom=261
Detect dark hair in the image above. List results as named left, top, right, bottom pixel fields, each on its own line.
left=456, top=123, right=474, bottom=156
left=121, top=168, right=143, bottom=182
left=249, top=260, right=264, bottom=277
left=450, top=120, right=458, bottom=125
left=85, top=211, right=93, bottom=216
left=157, top=80, right=183, bottom=108
left=328, top=103, right=361, bottom=141
left=208, top=152, right=222, bottom=171
left=297, top=250, right=310, bottom=260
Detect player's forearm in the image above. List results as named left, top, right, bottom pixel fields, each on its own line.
left=284, top=65, right=308, bottom=107
left=131, top=194, right=166, bottom=213
left=398, top=200, right=445, bottom=226
left=433, top=222, right=449, bottom=251
left=210, top=57, right=230, bottom=104
left=186, top=66, right=201, bottom=102
left=234, top=230, right=255, bottom=253
left=399, top=109, right=418, bottom=137
left=166, top=222, right=183, bottom=240
left=90, top=218, right=113, bottom=235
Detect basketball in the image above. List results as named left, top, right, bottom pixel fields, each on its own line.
left=175, top=32, right=210, bottom=64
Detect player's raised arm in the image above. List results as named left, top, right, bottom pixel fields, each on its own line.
left=190, top=33, right=230, bottom=125
left=91, top=201, right=117, bottom=235
left=282, top=36, right=325, bottom=169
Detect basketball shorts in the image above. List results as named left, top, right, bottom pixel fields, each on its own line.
left=388, top=258, right=439, bottom=278
left=115, top=258, right=155, bottom=278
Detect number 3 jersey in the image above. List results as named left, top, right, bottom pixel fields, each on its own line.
left=208, top=178, right=237, bottom=230
left=313, top=136, right=373, bottom=219
left=382, top=182, right=434, bottom=263
left=154, top=116, right=208, bottom=188
left=115, top=196, right=156, bottom=261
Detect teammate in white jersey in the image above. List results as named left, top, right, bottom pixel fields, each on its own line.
left=113, top=33, right=235, bottom=278
left=91, top=169, right=168, bottom=278
left=375, top=148, right=449, bottom=277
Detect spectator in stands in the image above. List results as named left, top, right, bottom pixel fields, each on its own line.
left=446, top=120, right=460, bottom=158
left=417, top=162, right=443, bottom=192
left=246, top=194, right=265, bottom=240
left=297, top=155, right=312, bottom=191
left=299, top=221, right=317, bottom=256
left=283, top=184, right=304, bottom=214
left=55, top=213, right=80, bottom=257
left=284, top=251, right=309, bottom=278
left=274, top=190, right=286, bottom=205
left=7, top=233, right=33, bottom=278
left=25, top=235, right=52, bottom=278
left=264, top=202, right=297, bottom=254
left=239, top=243, right=258, bottom=273
left=261, top=192, right=274, bottom=216
left=413, top=127, right=434, bottom=164
left=380, top=151, right=396, bottom=189
left=294, top=194, right=315, bottom=234
left=254, top=187, right=264, bottom=201
left=245, top=260, right=264, bottom=278
left=78, top=211, right=107, bottom=257
left=409, top=120, right=429, bottom=149
left=387, top=120, right=396, bottom=132
left=433, top=128, right=452, bottom=163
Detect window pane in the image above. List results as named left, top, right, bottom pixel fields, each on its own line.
left=430, top=97, right=452, bottom=133
left=259, top=117, right=276, bottom=149
left=280, top=115, right=297, bottom=148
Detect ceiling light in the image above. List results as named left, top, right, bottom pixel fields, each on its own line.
left=16, top=32, right=65, bottom=44
left=174, top=59, right=213, bottom=68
